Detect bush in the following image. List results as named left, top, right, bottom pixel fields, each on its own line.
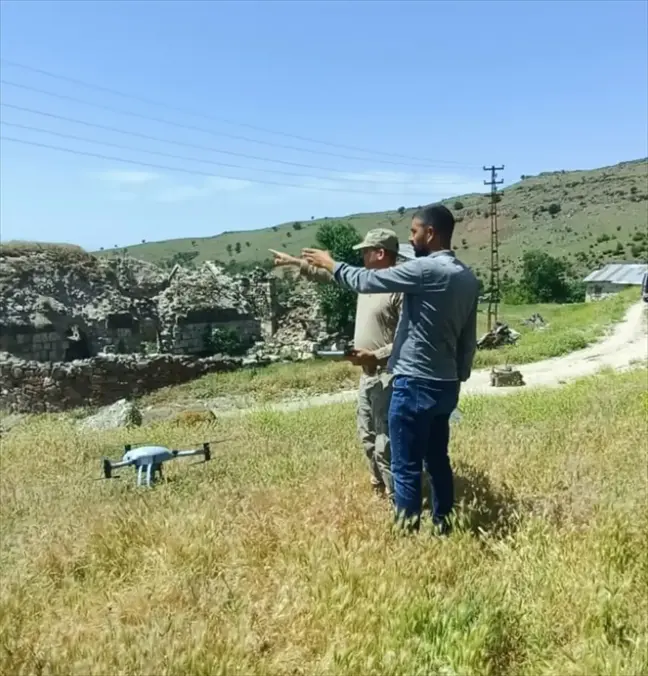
left=454, top=200, right=464, bottom=210
left=203, top=326, right=251, bottom=356
left=506, top=250, right=584, bottom=304
left=548, top=203, right=562, bottom=217
left=293, top=222, right=302, bottom=230
left=314, top=221, right=363, bottom=335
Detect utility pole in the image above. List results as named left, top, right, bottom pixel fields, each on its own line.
left=483, top=165, right=504, bottom=331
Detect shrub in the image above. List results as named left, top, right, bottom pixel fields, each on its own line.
left=314, top=221, right=362, bottom=335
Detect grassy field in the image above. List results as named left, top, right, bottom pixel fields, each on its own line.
left=1, top=367, right=646, bottom=675
left=96, top=158, right=648, bottom=281
left=142, top=290, right=638, bottom=408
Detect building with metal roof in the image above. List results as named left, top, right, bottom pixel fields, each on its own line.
left=582, top=262, right=648, bottom=302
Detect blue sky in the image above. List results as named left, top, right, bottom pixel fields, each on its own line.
left=1, top=0, right=646, bottom=251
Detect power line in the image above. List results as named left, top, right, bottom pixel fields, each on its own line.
left=1, top=120, right=470, bottom=188
left=0, top=103, right=473, bottom=185
left=0, top=57, right=477, bottom=168
left=1, top=79, right=474, bottom=171
left=1, top=135, right=459, bottom=197
left=483, top=164, right=505, bottom=331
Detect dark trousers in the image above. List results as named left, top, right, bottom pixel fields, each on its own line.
left=388, top=375, right=460, bottom=529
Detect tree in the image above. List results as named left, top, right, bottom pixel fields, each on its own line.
left=548, top=203, right=562, bottom=217
left=293, top=222, right=303, bottom=230
left=226, top=243, right=233, bottom=256
left=314, top=221, right=363, bottom=335
left=516, top=250, right=583, bottom=303
left=397, top=206, right=405, bottom=216
left=454, top=200, right=464, bottom=210
left=235, top=242, right=242, bottom=254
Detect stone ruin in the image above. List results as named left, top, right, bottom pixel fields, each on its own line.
left=490, top=365, right=526, bottom=387
left=477, top=322, right=522, bottom=350
left=0, top=244, right=332, bottom=413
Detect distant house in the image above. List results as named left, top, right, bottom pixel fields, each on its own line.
left=583, top=263, right=648, bottom=302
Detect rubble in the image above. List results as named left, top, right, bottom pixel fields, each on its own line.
left=490, top=365, right=526, bottom=387
left=477, top=322, right=521, bottom=350
left=0, top=245, right=303, bottom=363
left=0, top=351, right=248, bottom=413
left=79, top=398, right=143, bottom=431
left=523, top=313, right=547, bottom=329
left=247, top=277, right=329, bottom=362
left=0, top=244, right=338, bottom=413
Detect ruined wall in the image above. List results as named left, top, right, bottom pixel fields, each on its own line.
left=0, top=352, right=244, bottom=414
left=0, top=326, right=65, bottom=362
left=0, top=318, right=145, bottom=362
left=171, top=318, right=261, bottom=355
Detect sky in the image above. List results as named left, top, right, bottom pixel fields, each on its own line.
left=1, top=0, right=647, bottom=251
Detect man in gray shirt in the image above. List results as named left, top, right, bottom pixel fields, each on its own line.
left=303, top=204, right=480, bottom=533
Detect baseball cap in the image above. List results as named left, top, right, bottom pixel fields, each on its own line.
left=352, top=228, right=400, bottom=254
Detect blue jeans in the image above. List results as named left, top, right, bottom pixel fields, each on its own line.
left=388, top=376, right=460, bottom=529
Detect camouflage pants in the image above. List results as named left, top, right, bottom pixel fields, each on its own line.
left=356, top=371, right=394, bottom=497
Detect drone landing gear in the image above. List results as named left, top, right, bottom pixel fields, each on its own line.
left=137, top=463, right=164, bottom=487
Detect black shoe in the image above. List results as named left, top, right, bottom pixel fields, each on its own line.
left=432, top=519, right=452, bottom=537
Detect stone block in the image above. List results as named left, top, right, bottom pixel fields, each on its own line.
left=490, top=366, right=525, bottom=387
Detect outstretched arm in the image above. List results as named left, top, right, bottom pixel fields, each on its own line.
left=269, top=249, right=334, bottom=284
left=333, top=260, right=425, bottom=294
left=301, top=248, right=434, bottom=294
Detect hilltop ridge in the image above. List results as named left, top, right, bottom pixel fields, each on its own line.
left=97, top=158, right=648, bottom=280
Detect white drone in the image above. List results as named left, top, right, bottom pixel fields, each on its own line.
left=101, top=442, right=212, bottom=487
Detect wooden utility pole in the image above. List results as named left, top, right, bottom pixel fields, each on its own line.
left=483, top=165, right=504, bottom=331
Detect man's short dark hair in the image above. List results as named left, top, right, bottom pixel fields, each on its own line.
left=413, top=204, right=455, bottom=246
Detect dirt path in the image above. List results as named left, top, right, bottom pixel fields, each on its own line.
left=217, top=301, right=647, bottom=417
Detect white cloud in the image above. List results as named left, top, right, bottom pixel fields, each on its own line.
left=97, top=170, right=160, bottom=184
left=286, top=170, right=484, bottom=201
left=153, top=176, right=252, bottom=203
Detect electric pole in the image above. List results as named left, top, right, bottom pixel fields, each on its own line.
left=483, top=164, right=504, bottom=331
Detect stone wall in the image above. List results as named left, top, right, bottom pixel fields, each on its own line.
left=0, top=316, right=146, bottom=362
left=171, top=318, right=261, bottom=355
left=0, top=326, right=65, bottom=362
left=0, top=352, right=245, bottom=414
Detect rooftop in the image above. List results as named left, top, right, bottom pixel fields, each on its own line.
left=583, top=263, right=648, bottom=285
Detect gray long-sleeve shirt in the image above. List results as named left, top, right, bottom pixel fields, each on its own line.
left=297, top=260, right=402, bottom=366
left=332, top=250, right=480, bottom=382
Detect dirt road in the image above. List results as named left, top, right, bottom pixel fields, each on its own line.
left=223, top=301, right=647, bottom=416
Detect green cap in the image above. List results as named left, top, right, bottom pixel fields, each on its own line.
left=352, top=228, right=400, bottom=254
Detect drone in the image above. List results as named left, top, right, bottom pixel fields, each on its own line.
left=101, top=441, right=212, bottom=487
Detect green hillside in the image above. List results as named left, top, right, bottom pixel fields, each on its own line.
left=96, top=158, right=648, bottom=281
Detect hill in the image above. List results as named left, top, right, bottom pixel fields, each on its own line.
left=95, top=158, right=648, bottom=282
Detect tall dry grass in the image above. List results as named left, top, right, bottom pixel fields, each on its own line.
left=1, top=367, right=646, bottom=674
